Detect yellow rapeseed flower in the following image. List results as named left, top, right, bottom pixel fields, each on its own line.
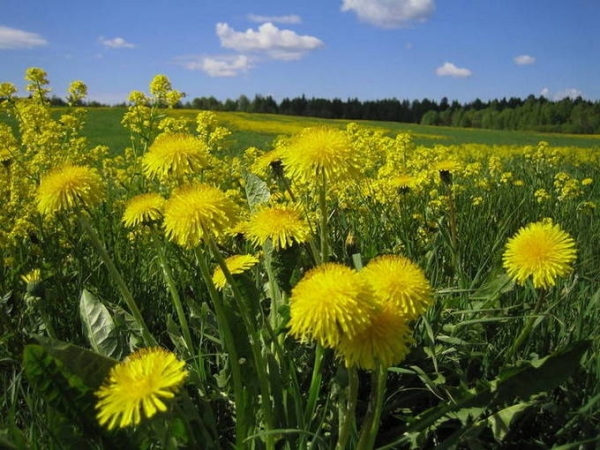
left=503, top=221, right=577, bottom=289
left=337, top=303, right=412, bottom=370
left=95, top=347, right=188, bottom=430
left=212, top=254, right=260, bottom=290
left=122, top=193, right=166, bottom=228
left=361, top=255, right=433, bottom=322
left=163, top=183, right=239, bottom=248
left=142, top=133, right=210, bottom=182
left=244, top=205, right=311, bottom=250
left=281, top=127, right=357, bottom=183
left=288, top=263, right=378, bottom=348
left=36, top=165, right=104, bottom=215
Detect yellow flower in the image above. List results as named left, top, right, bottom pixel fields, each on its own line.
left=36, top=165, right=104, bottom=215
left=281, top=127, right=357, bottom=183
left=244, top=205, right=311, bottom=250
left=95, top=347, right=188, bottom=430
left=337, top=303, right=412, bottom=370
left=288, top=263, right=378, bottom=348
left=361, top=255, right=433, bottom=322
left=212, top=254, right=260, bottom=290
left=503, top=221, right=577, bottom=289
left=163, top=183, right=239, bottom=248
left=142, top=133, right=210, bottom=182
left=122, top=193, right=166, bottom=228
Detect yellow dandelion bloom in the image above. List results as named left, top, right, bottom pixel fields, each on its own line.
left=21, top=269, right=41, bottom=284
left=503, top=221, right=577, bottom=289
left=212, top=254, right=260, bottom=290
left=37, top=165, right=104, bottom=215
left=288, top=263, right=378, bottom=348
left=361, top=255, right=433, bottom=322
left=163, top=183, right=239, bottom=248
left=96, top=347, right=188, bottom=430
left=337, top=303, right=413, bottom=370
left=142, top=133, right=210, bottom=182
left=281, top=127, right=356, bottom=183
left=244, top=205, right=311, bottom=250
left=122, top=193, right=166, bottom=228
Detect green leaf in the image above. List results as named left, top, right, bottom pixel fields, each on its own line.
left=243, top=171, right=270, bottom=213
left=485, top=401, right=532, bottom=441
left=79, top=289, right=125, bottom=359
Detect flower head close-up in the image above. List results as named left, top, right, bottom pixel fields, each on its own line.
left=122, top=193, right=166, bottom=228
left=361, top=255, right=433, bottom=322
left=36, top=165, right=104, bottom=216
left=288, top=262, right=378, bottom=348
left=212, top=254, right=260, bottom=290
left=95, top=347, right=188, bottom=430
left=244, top=204, right=311, bottom=250
left=503, top=220, right=577, bottom=289
left=163, top=183, right=239, bottom=248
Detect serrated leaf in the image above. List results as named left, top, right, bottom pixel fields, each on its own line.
left=79, top=289, right=124, bottom=358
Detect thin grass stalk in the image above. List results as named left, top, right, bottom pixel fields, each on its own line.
left=508, top=287, right=548, bottom=359
left=193, top=246, right=248, bottom=448
left=304, top=344, right=326, bottom=426
left=150, top=230, right=195, bottom=358
left=356, top=363, right=387, bottom=450
left=77, top=215, right=156, bottom=346
left=335, top=367, right=359, bottom=450
left=205, top=233, right=276, bottom=450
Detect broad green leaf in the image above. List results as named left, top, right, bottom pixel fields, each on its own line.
left=79, top=289, right=124, bottom=358
left=485, top=401, right=532, bottom=441
left=243, top=171, right=270, bottom=213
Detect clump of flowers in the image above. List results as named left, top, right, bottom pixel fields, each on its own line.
left=95, top=347, right=188, bottom=430
left=503, top=220, right=577, bottom=289
left=36, top=165, right=104, bottom=216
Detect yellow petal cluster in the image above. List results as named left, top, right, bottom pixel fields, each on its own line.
left=244, top=205, right=311, bottom=250
left=122, top=193, right=166, bottom=228
left=212, top=254, right=260, bottom=290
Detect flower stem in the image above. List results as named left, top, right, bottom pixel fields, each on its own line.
left=508, top=287, right=547, bottom=359
left=78, top=215, right=155, bottom=346
left=318, top=169, right=329, bottom=263
left=305, top=344, right=326, bottom=425
left=335, top=367, right=359, bottom=450
left=357, top=364, right=387, bottom=450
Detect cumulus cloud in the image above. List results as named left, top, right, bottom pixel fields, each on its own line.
left=514, top=54, right=535, bottom=65
left=0, top=25, right=47, bottom=49
left=181, top=55, right=252, bottom=77
left=247, top=14, right=302, bottom=24
left=542, top=87, right=584, bottom=100
left=99, top=37, right=135, bottom=49
left=216, top=22, right=323, bottom=60
left=436, top=62, right=472, bottom=78
left=341, top=0, right=435, bottom=28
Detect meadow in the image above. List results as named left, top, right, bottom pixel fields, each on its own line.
left=1, top=69, right=600, bottom=449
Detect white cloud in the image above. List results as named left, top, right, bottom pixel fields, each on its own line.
left=247, top=14, right=302, bottom=24
left=216, top=22, right=323, bottom=60
left=540, top=87, right=550, bottom=97
left=99, top=37, right=135, bottom=49
left=514, top=54, right=535, bottom=65
left=436, top=62, right=472, bottom=78
left=0, top=26, right=47, bottom=49
left=341, top=0, right=435, bottom=28
left=182, top=55, right=252, bottom=77
left=540, top=87, right=583, bottom=100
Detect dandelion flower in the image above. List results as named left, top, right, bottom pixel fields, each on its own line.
left=37, top=165, right=104, bottom=215
left=288, top=263, right=378, bottom=348
left=361, top=255, right=433, bottom=322
left=122, top=193, right=166, bottom=228
left=95, top=347, right=188, bottom=430
left=212, top=254, right=260, bottom=290
left=503, top=221, right=576, bottom=289
left=21, top=269, right=41, bottom=284
left=337, top=303, right=412, bottom=370
left=281, top=127, right=356, bottom=183
left=244, top=205, right=311, bottom=250
left=142, top=133, right=210, bottom=182
left=163, top=183, right=239, bottom=248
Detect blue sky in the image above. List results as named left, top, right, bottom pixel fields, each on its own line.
left=1, top=0, right=598, bottom=105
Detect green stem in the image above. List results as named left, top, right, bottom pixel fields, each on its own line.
left=205, top=234, right=275, bottom=450
left=150, top=231, right=195, bottom=358
left=305, top=344, right=326, bottom=425
left=194, top=246, right=248, bottom=448
left=357, top=364, right=387, bottom=450
left=335, top=367, right=359, bottom=450
left=318, top=169, right=329, bottom=263
left=508, top=288, right=547, bottom=359
left=78, top=215, right=155, bottom=346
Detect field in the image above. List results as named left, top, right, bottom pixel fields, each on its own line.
left=1, top=72, right=600, bottom=449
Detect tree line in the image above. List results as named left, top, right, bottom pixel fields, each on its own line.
left=49, top=93, right=600, bottom=135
